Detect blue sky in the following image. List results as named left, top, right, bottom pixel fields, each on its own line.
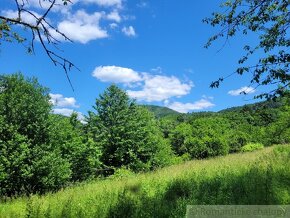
left=0, top=0, right=270, bottom=118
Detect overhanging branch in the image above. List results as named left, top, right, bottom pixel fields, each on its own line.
left=0, top=0, right=78, bottom=91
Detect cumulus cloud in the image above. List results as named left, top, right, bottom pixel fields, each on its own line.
left=25, top=0, right=66, bottom=11
left=52, top=108, right=75, bottom=116
left=92, top=66, right=143, bottom=84
left=52, top=10, right=108, bottom=43
left=50, top=93, right=84, bottom=122
left=2, top=9, right=42, bottom=25
left=2, top=0, right=137, bottom=44
left=52, top=108, right=85, bottom=121
left=109, top=23, right=118, bottom=29
left=83, top=0, right=122, bottom=8
left=127, top=74, right=193, bottom=102
left=92, top=65, right=193, bottom=102
left=150, top=66, right=163, bottom=74
left=122, top=26, right=136, bottom=37
left=2, top=8, right=108, bottom=44
left=228, top=86, right=255, bottom=96
left=106, top=10, right=121, bottom=22
left=167, top=99, right=215, bottom=113
left=27, top=0, right=122, bottom=9
left=49, top=93, right=79, bottom=108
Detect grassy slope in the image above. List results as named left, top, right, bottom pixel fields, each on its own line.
left=0, top=145, right=289, bottom=218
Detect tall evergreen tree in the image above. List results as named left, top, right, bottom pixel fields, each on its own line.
left=88, top=84, right=173, bottom=173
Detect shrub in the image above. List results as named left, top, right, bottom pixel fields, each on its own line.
left=110, top=167, right=135, bottom=179
left=0, top=74, right=71, bottom=196
left=169, top=123, right=193, bottom=156
left=49, top=115, right=102, bottom=182
left=241, top=143, right=264, bottom=152
left=188, top=136, right=229, bottom=159
left=227, top=131, right=249, bottom=153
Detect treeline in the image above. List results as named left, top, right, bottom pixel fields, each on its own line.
left=0, top=74, right=172, bottom=197
left=0, top=73, right=289, bottom=197
left=159, top=96, right=290, bottom=159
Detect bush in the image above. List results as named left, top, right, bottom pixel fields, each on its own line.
left=169, top=123, right=193, bottom=156
left=110, top=167, right=135, bottom=179
left=227, top=131, right=249, bottom=153
left=49, top=115, right=102, bottom=182
left=0, top=74, right=72, bottom=196
left=188, top=136, right=229, bottom=159
left=241, top=143, right=264, bottom=152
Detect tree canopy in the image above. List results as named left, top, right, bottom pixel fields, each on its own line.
left=0, top=73, right=101, bottom=196
left=0, top=74, right=71, bottom=196
left=87, top=84, right=173, bottom=173
left=204, top=0, right=290, bottom=99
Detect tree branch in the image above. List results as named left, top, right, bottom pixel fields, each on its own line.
left=0, top=0, right=78, bottom=91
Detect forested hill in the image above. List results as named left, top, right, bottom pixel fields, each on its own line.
left=144, top=97, right=289, bottom=119
left=142, top=105, right=180, bottom=118
left=218, top=99, right=285, bottom=113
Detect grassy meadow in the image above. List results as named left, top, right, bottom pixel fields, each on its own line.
left=0, top=144, right=289, bottom=218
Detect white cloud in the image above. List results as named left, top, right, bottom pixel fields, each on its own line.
left=50, top=93, right=85, bottom=122
left=167, top=99, right=215, bottom=113
left=92, top=66, right=143, bottom=84
left=52, top=108, right=75, bottom=116
left=106, top=10, right=121, bottom=22
left=25, top=0, right=66, bottom=11
left=26, top=0, right=123, bottom=10
left=127, top=74, right=193, bottom=102
left=2, top=9, right=108, bottom=44
left=83, top=0, right=122, bottom=8
left=49, top=93, right=79, bottom=108
left=150, top=67, right=162, bottom=74
left=122, top=26, right=136, bottom=37
left=52, top=10, right=108, bottom=43
left=56, top=21, right=108, bottom=43
left=109, top=23, right=118, bottom=29
left=92, top=66, right=193, bottom=102
left=164, top=99, right=170, bottom=105
left=52, top=108, right=85, bottom=121
left=2, top=9, right=43, bottom=25
left=2, top=0, right=134, bottom=44
left=228, top=86, right=255, bottom=96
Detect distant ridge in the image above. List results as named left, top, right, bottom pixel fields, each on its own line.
left=218, top=98, right=284, bottom=113
left=143, top=97, right=287, bottom=119
left=142, top=105, right=179, bottom=118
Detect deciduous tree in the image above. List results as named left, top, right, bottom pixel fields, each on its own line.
left=204, top=0, right=290, bottom=99
left=0, top=73, right=71, bottom=196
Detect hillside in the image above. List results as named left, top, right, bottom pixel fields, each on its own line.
left=1, top=145, right=289, bottom=218
left=218, top=98, right=286, bottom=114
left=144, top=97, right=288, bottom=119
left=142, top=105, right=180, bottom=118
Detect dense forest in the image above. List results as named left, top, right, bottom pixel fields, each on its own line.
left=0, top=73, right=289, bottom=198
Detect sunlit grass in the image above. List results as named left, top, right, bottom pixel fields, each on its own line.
left=0, top=145, right=289, bottom=218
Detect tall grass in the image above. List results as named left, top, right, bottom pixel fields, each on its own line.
left=0, top=145, right=289, bottom=218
